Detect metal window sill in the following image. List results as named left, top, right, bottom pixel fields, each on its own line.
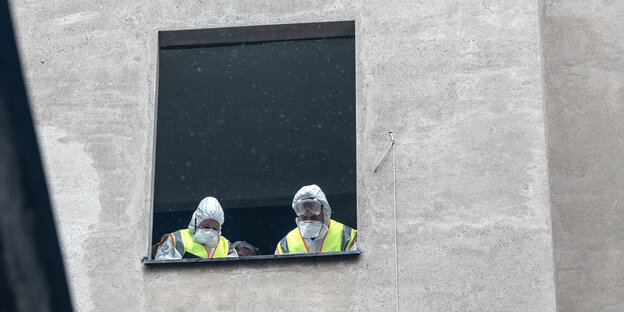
left=142, top=250, right=360, bottom=265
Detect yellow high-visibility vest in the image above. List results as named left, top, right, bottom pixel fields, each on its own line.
left=160, top=229, right=232, bottom=258
left=275, top=219, right=357, bottom=254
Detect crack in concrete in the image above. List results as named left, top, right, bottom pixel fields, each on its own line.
left=482, top=0, right=494, bottom=13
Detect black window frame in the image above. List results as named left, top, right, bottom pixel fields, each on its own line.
left=144, top=21, right=359, bottom=265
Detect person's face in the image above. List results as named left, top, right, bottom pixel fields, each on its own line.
left=197, top=218, right=220, bottom=231
left=297, top=210, right=324, bottom=222
left=236, top=247, right=255, bottom=256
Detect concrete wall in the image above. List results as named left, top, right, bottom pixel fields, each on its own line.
left=10, top=0, right=556, bottom=311
left=541, top=1, right=624, bottom=311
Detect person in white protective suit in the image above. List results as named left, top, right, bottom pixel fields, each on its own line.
left=275, top=184, right=357, bottom=254
left=153, top=197, right=238, bottom=259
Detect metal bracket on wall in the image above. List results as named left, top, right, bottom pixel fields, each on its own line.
left=373, top=131, right=395, bottom=172
left=373, top=131, right=398, bottom=312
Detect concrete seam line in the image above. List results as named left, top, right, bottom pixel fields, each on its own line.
left=392, top=132, right=399, bottom=312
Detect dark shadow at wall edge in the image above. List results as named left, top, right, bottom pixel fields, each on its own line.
left=0, top=1, right=73, bottom=311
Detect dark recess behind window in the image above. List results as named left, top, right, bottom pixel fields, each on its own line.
left=152, top=22, right=356, bottom=255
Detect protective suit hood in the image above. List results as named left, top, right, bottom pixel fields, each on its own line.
left=188, top=197, right=224, bottom=234
left=292, top=184, right=331, bottom=226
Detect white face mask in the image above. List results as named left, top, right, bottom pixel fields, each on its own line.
left=298, top=220, right=323, bottom=238
left=193, top=228, right=220, bottom=248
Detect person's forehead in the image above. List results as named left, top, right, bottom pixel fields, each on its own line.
left=199, top=218, right=220, bottom=227
left=237, top=247, right=254, bottom=255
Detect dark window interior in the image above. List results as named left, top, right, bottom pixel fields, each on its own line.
left=151, top=21, right=356, bottom=256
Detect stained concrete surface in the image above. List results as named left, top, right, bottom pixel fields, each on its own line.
left=9, top=0, right=555, bottom=311
left=541, top=1, right=624, bottom=311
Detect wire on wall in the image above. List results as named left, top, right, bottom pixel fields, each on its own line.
left=373, top=131, right=398, bottom=312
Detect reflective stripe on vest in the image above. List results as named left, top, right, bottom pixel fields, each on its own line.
left=170, top=231, right=185, bottom=256
left=277, top=219, right=356, bottom=254
left=342, top=225, right=357, bottom=251
left=178, top=229, right=230, bottom=258
left=154, top=230, right=186, bottom=258
left=278, top=235, right=290, bottom=254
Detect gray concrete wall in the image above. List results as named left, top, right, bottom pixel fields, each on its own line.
left=10, top=0, right=556, bottom=311
left=541, top=1, right=624, bottom=311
